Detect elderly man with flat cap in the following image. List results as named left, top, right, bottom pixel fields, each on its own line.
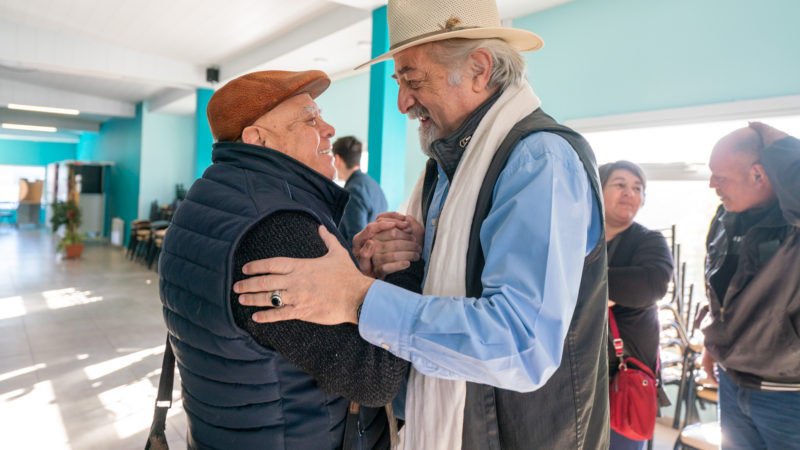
left=234, top=0, right=608, bottom=448
left=702, top=122, right=800, bottom=449
left=158, top=70, right=408, bottom=449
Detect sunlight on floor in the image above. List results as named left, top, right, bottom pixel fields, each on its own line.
left=0, top=363, right=46, bottom=383
left=0, top=380, right=69, bottom=448
left=84, top=345, right=164, bottom=381
left=42, top=287, right=103, bottom=310
left=98, top=378, right=172, bottom=440
left=0, top=295, right=25, bottom=319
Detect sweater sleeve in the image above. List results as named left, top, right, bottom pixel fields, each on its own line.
left=231, top=210, right=408, bottom=407
left=608, top=228, right=674, bottom=309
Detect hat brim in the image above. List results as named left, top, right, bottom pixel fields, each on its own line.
left=295, top=76, right=331, bottom=100
left=354, top=27, right=543, bottom=71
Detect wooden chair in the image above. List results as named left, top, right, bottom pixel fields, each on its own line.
left=127, top=220, right=150, bottom=259
left=148, top=227, right=168, bottom=270
left=674, top=421, right=721, bottom=450
left=141, top=220, right=169, bottom=266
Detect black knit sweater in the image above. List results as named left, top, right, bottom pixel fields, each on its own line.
left=607, top=221, right=674, bottom=375
left=231, top=210, right=414, bottom=407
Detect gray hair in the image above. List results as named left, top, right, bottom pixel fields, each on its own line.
left=427, top=38, right=527, bottom=91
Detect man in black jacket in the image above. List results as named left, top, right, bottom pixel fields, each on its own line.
left=703, top=121, right=800, bottom=449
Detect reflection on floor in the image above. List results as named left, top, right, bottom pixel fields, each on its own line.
left=0, top=227, right=689, bottom=449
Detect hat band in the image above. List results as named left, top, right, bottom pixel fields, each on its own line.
left=389, top=26, right=481, bottom=51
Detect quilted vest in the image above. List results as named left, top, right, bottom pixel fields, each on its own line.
left=159, top=142, right=352, bottom=449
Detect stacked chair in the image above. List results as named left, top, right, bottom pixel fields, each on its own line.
left=126, top=200, right=172, bottom=271
left=654, top=226, right=721, bottom=449
left=127, top=220, right=151, bottom=260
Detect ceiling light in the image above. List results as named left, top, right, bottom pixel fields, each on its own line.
left=2, top=123, right=58, bottom=132
left=8, top=104, right=80, bottom=115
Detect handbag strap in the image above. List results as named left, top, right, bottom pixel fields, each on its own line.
left=146, top=335, right=175, bottom=448
left=608, top=307, right=624, bottom=359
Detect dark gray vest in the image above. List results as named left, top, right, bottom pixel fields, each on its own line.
left=421, top=109, right=610, bottom=449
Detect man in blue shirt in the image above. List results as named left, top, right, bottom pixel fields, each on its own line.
left=332, top=136, right=388, bottom=244
left=233, top=0, right=609, bottom=447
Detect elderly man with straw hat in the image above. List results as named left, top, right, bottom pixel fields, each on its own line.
left=234, top=0, right=609, bottom=448
left=158, top=70, right=409, bottom=449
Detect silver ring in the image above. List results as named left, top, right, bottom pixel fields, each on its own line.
left=270, top=290, right=283, bottom=308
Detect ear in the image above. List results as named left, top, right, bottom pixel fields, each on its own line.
left=751, top=163, right=772, bottom=190
left=241, top=126, right=263, bottom=146
left=468, top=48, right=493, bottom=93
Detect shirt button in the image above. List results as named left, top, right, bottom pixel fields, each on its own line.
left=381, top=343, right=390, bottom=350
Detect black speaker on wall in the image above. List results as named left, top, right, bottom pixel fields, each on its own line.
left=206, top=67, right=219, bottom=83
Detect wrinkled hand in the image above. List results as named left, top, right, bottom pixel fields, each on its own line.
left=234, top=226, right=374, bottom=325
left=749, top=121, right=789, bottom=149
left=353, top=212, right=424, bottom=278
left=701, top=349, right=718, bottom=383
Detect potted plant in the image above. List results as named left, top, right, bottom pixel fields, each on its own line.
left=51, top=199, right=84, bottom=258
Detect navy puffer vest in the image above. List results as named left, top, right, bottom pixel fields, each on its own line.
left=159, top=143, right=351, bottom=449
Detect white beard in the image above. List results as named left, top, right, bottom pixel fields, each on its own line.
left=409, top=105, right=439, bottom=158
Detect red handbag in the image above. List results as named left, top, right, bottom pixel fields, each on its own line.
left=608, top=307, right=658, bottom=441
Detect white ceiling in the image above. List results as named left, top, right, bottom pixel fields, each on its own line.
left=0, top=0, right=570, bottom=142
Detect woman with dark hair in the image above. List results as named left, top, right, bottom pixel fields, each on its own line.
left=600, top=160, right=674, bottom=450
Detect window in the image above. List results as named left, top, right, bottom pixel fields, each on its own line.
left=583, top=115, right=800, bottom=299
left=0, top=165, right=46, bottom=208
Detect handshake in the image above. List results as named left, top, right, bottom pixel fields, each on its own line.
left=352, top=212, right=425, bottom=279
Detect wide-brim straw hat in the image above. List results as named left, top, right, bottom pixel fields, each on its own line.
left=355, top=0, right=543, bottom=70
left=207, top=70, right=330, bottom=142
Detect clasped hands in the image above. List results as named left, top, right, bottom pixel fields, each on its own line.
left=233, top=212, right=424, bottom=325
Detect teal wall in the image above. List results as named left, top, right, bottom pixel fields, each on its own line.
left=139, top=105, right=195, bottom=219
left=403, top=119, right=426, bottom=204
left=77, top=104, right=143, bottom=242
left=316, top=72, right=371, bottom=144
left=365, top=5, right=408, bottom=210
left=0, top=140, right=76, bottom=166
left=195, top=88, right=214, bottom=179
left=515, top=0, right=800, bottom=121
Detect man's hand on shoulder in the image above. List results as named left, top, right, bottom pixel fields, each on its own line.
left=235, top=226, right=374, bottom=325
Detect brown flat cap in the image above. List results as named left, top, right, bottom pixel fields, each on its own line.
left=207, top=70, right=331, bottom=142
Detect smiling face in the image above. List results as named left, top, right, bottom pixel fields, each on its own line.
left=708, top=128, right=775, bottom=213
left=242, top=93, right=336, bottom=180
left=602, top=169, right=644, bottom=229
left=392, top=43, right=491, bottom=153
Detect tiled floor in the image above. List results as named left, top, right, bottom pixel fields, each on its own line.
left=0, top=227, right=700, bottom=449
left=0, top=227, right=186, bottom=449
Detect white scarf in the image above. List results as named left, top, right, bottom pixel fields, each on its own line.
left=398, top=82, right=541, bottom=449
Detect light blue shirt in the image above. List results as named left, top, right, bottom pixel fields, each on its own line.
left=359, top=132, right=602, bottom=393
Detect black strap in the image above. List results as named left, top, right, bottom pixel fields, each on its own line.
left=465, top=108, right=604, bottom=298
left=145, top=336, right=175, bottom=450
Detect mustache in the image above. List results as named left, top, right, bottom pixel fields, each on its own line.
left=407, top=105, right=430, bottom=120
